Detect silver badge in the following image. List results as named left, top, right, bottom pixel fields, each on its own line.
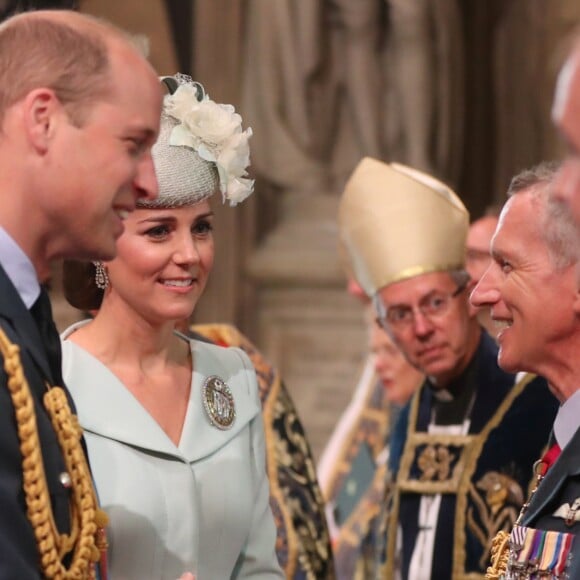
left=202, top=375, right=236, bottom=429
left=554, top=497, right=580, bottom=526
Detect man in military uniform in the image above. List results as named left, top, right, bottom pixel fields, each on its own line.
left=0, top=10, right=161, bottom=577
left=338, top=158, right=558, bottom=579
left=471, top=152, right=580, bottom=577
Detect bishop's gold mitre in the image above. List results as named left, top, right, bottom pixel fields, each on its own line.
left=338, top=157, right=469, bottom=296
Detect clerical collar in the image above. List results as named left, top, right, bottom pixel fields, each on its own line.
left=432, top=388, right=454, bottom=402
left=427, top=346, right=479, bottom=426
left=428, top=359, right=476, bottom=401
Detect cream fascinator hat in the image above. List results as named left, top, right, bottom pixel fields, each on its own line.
left=338, top=157, right=469, bottom=296
left=139, top=73, right=254, bottom=209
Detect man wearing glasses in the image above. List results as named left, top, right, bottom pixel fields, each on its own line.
left=338, top=157, right=557, bottom=579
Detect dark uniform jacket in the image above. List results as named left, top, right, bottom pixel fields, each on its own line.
left=0, top=265, right=72, bottom=578
left=509, top=424, right=580, bottom=578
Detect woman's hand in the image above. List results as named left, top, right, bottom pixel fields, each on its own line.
left=177, top=574, right=195, bottom=580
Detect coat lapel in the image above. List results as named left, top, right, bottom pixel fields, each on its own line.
left=178, top=340, right=260, bottom=461
left=62, top=334, right=260, bottom=463
left=523, top=425, right=580, bottom=525
left=62, top=338, right=183, bottom=458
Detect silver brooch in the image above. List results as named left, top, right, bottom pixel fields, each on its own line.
left=202, top=375, right=236, bottom=429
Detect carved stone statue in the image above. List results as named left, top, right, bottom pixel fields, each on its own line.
left=242, top=0, right=464, bottom=193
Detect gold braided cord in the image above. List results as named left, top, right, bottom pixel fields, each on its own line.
left=485, top=456, right=548, bottom=579
left=486, top=530, right=510, bottom=579
left=0, top=325, right=107, bottom=579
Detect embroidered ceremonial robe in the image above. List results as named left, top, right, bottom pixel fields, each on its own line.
left=380, top=331, right=558, bottom=579
left=316, top=356, right=393, bottom=580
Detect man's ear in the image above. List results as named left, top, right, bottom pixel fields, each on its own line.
left=22, top=88, right=62, bottom=154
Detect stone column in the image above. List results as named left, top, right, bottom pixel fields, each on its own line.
left=246, top=193, right=368, bottom=458
left=189, top=0, right=250, bottom=326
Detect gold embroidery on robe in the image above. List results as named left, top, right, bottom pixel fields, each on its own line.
left=467, top=473, right=522, bottom=569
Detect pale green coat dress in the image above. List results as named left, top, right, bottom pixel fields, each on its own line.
left=61, top=321, right=284, bottom=580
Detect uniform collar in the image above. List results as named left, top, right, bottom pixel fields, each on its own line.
left=554, top=389, right=580, bottom=450
left=0, top=226, right=40, bottom=308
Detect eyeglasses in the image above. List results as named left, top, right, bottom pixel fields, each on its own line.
left=376, top=282, right=467, bottom=331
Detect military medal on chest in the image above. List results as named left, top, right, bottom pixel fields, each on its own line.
left=487, top=445, right=577, bottom=580
left=202, top=375, right=236, bottom=429
left=504, top=525, right=574, bottom=579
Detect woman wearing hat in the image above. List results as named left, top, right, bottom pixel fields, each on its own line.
left=60, top=75, right=283, bottom=579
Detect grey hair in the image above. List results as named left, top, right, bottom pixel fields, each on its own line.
left=507, top=161, right=561, bottom=197
left=508, top=161, right=577, bottom=269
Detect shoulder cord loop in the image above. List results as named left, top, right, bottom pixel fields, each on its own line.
left=0, top=326, right=108, bottom=579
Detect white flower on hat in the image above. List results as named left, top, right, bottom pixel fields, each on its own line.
left=164, top=81, right=254, bottom=206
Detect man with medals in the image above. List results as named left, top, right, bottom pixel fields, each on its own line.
left=338, top=158, right=558, bottom=579
left=473, top=48, right=580, bottom=578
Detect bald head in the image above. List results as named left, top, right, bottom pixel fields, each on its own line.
left=0, top=9, right=152, bottom=127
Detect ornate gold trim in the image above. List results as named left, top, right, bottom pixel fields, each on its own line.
left=336, top=463, right=387, bottom=546
left=383, top=385, right=422, bottom=578
left=322, top=364, right=387, bottom=502
left=0, top=325, right=106, bottom=579
left=452, top=373, right=536, bottom=579
left=397, top=433, right=475, bottom=494
left=383, top=372, right=537, bottom=580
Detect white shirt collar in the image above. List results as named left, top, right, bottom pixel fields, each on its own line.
left=0, top=227, right=40, bottom=308
left=554, top=389, right=580, bottom=450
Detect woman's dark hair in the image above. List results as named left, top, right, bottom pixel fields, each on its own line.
left=62, top=260, right=104, bottom=311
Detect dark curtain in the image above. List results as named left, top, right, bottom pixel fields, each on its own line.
left=0, top=0, right=78, bottom=20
